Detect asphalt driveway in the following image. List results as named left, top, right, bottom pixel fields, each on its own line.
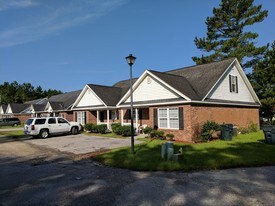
left=27, top=133, right=143, bottom=154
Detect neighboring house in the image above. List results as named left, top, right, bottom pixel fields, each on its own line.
left=72, top=58, right=260, bottom=142
left=5, top=103, right=31, bottom=122
left=0, top=104, right=7, bottom=118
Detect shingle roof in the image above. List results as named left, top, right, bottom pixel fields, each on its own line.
left=48, top=101, right=65, bottom=110
left=148, top=70, right=200, bottom=100
left=87, top=84, right=123, bottom=106
left=0, top=105, right=7, bottom=113
left=48, top=90, right=82, bottom=109
left=112, top=78, right=138, bottom=96
left=9, top=103, right=30, bottom=114
left=32, top=104, right=46, bottom=112
left=166, top=58, right=235, bottom=99
left=24, top=98, right=48, bottom=105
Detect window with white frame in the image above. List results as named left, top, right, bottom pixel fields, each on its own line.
left=158, top=108, right=179, bottom=129
left=229, top=75, right=238, bottom=93
left=77, top=111, right=86, bottom=125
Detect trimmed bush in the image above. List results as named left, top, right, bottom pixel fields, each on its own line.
left=111, top=123, right=122, bottom=134
left=143, top=126, right=153, bottom=134
left=150, top=130, right=165, bottom=140
left=97, top=124, right=107, bottom=134
left=84, top=123, right=93, bottom=132
left=166, top=133, right=174, bottom=141
left=121, top=125, right=132, bottom=137
left=201, top=120, right=221, bottom=142
left=91, top=124, right=99, bottom=133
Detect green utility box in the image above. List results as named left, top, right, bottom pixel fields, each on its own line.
left=221, top=124, right=233, bottom=141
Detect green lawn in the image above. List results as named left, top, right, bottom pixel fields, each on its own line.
left=0, top=124, right=23, bottom=129
left=0, top=130, right=25, bottom=137
left=94, top=131, right=275, bottom=171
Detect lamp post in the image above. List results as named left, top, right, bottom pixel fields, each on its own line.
left=125, top=54, right=136, bottom=155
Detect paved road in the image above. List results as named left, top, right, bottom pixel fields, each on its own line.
left=0, top=136, right=275, bottom=206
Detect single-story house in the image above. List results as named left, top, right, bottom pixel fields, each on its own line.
left=5, top=103, right=31, bottom=122
left=71, top=58, right=260, bottom=142
left=0, top=104, right=7, bottom=118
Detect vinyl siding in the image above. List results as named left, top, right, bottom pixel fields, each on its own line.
left=207, top=65, right=255, bottom=102
left=76, top=88, right=103, bottom=107
left=125, top=75, right=180, bottom=103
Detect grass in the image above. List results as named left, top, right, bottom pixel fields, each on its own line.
left=94, top=131, right=275, bottom=171
left=0, top=130, right=25, bottom=137
left=0, top=124, right=23, bottom=129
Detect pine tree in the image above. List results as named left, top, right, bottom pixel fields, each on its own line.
left=192, top=0, right=268, bottom=69
left=250, top=41, right=275, bottom=123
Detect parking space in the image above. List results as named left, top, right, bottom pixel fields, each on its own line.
left=27, top=133, right=143, bottom=155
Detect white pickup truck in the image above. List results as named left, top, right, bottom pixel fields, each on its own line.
left=24, top=117, right=81, bottom=138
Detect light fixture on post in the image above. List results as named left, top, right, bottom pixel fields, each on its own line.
left=125, top=54, right=136, bottom=155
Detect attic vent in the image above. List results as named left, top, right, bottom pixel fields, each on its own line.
left=147, top=76, right=152, bottom=84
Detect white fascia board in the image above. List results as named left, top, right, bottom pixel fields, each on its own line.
left=72, top=106, right=109, bottom=111
left=71, top=85, right=89, bottom=109
left=6, top=104, right=12, bottom=114
left=116, top=70, right=148, bottom=106
left=202, top=58, right=236, bottom=101
left=71, top=85, right=107, bottom=109
left=234, top=60, right=261, bottom=105
left=146, top=70, right=191, bottom=101
left=191, top=100, right=260, bottom=107
left=116, top=70, right=191, bottom=106
left=117, top=100, right=191, bottom=108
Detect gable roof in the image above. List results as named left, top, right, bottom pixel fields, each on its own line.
left=148, top=70, right=200, bottom=100
left=0, top=105, right=7, bottom=113
left=31, top=104, right=47, bottom=112
left=112, top=78, right=138, bottom=96
left=48, top=90, right=82, bottom=109
left=24, top=98, right=48, bottom=105
left=8, top=103, right=30, bottom=114
left=87, top=84, right=123, bottom=106
left=166, top=58, right=235, bottom=100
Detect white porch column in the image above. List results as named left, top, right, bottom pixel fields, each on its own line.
left=121, top=109, right=124, bottom=126
left=107, top=109, right=110, bottom=130
left=96, top=110, right=99, bottom=124
left=135, top=108, right=138, bottom=132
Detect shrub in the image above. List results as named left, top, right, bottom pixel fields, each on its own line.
left=97, top=124, right=107, bottom=134
left=120, top=125, right=131, bottom=137
left=143, top=126, right=153, bottom=134
left=166, top=133, right=174, bottom=141
left=248, top=122, right=258, bottom=133
left=111, top=123, right=122, bottom=134
left=150, top=130, right=165, bottom=140
left=201, top=120, right=221, bottom=142
left=84, top=123, right=93, bottom=132
left=91, top=124, right=99, bottom=133
left=239, top=127, right=250, bottom=134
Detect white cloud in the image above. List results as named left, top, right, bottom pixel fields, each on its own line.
left=0, top=0, right=127, bottom=47
left=0, top=0, right=38, bottom=11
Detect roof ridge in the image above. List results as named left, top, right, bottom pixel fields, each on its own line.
left=166, top=57, right=235, bottom=73
left=88, top=83, right=122, bottom=89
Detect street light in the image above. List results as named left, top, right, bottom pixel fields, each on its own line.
left=125, top=54, right=136, bottom=155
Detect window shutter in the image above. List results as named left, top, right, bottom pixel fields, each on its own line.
left=235, top=76, right=238, bottom=93
left=84, top=112, right=87, bottom=124
left=138, top=109, right=142, bottom=120
left=229, top=75, right=232, bottom=92
left=179, top=107, right=184, bottom=130
left=153, top=108, right=158, bottom=128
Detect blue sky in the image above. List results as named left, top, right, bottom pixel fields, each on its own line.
left=0, top=0, right=274, bottom=92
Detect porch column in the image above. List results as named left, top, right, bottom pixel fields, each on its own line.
left=96, top=110, right=99, bottom=124
left=107, top=109, right=110, bottom=130
left=121, top=109, right=124, bottom=126
left=135, top=108, right=138, bottom=132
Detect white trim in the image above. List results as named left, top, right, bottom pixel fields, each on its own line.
left=202, top=58, right=261, bottom=105
left=71, top=85, right=107, bottom=109
left=107, top=109, right=110, bottom=129
left=158, top=107, right=179, bottom=130
left=202, top=58, right=236, bottom=101
left=117, top=99, right=260, bottom=108
left=116, top=70, right=191, bottom=106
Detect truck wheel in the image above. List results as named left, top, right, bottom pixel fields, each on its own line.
left=39, top=129, right=49, bottom=139
left=71, top=127, right=78, bottom=135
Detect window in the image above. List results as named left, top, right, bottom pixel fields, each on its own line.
left=111, top=110, right=117, bottom=120
left=35, top=119, right=46, bottom=125
left=58, top=118, right=68, bottom=124
left=48, top=118, right=56, bottom=124
left=229, top=75, right=238, bottom=93
left=77, top=112, right=86, bottom=125
left=158, top=108, right=179, bottom=129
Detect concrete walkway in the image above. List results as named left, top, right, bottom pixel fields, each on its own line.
left=28, top=133, right=143, bottom=154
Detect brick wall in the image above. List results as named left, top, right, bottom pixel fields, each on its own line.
left=147, top=104, right=259, bottom=143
